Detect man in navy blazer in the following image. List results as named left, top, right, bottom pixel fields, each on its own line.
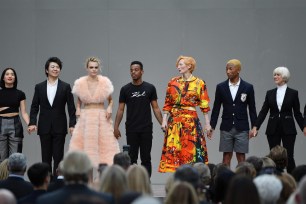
left=209, top=59, right=257, bottom=167
left=28, top=57, right=76, bottom=176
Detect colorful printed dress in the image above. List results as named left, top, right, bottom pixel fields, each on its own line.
left=68, top=75, right=120, bottom=167
left=158, top=76, right=210, bottom=173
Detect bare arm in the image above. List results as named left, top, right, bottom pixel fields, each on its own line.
left=76, top=97, right=82, bottom=117
left=106, top=95, right=113, bottom=120
left=20, top=100, right=29, bottom=125
left=114, top=102, right=125, bottom=139
left=151, top=100, right=163, bottom=125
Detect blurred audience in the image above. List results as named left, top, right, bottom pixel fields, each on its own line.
left=268, top=145, right=288, bottom=173
left=47, top=160, right=65, bottom=192
left=164, top=181, right=199, bottom=204
left=0, top=158, right=9, bottom=180
left=235, top=161, right=256, bottom=178
left=0, top=189, right=16, bottom=204
left=254, top=174, right=282, bottom=204
left=126, top=164, right=152, bottom=195
left=246, top=156, right=263, bottom=175
left=114, top=153, right=131, bottom=171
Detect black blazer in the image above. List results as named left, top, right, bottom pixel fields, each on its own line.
left=210, top=79, right=257, bottom=131
left=304, top=105, right=306, bottom=127
left=0, top=176, right=33, bottom=199
left=255, top=87, right=304, bottom=135
left=36, top=184, right=113, bottom=204
left=29, top=79, right=76, bottom=135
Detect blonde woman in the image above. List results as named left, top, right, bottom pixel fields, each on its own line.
left=165, top=181, right=199, bottom=204
left=126, top=164, right=152, bottom=195
left=69, top=57, right=120, bottom=166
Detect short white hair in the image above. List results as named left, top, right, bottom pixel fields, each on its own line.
left=254, top=174, right=282, bottom=204
left=273, top=66, right=290, bottom=83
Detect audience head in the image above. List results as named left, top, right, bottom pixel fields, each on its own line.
left=253, top=174, right=282, bottom=204
left=1, top=68, right=18, bottom=89
left=193, top=162, right=211, bottom=186
left=295, top=175, right=306, bottom=204
left=0, top=159, right=9, bottom=180
left=291, top=165, right=306, bottom=184
left=113, top=152, right=131, bottom=171
left=268, top=145, right=288, bottom=172
left=262, top=156, right=276, bottom=168
left=165, top=181, right=199, bottom=204
left=174, top=164, right=200, bottom=191
left=0, top=189, right=16, bottom=204
left=235, top=161, right=256, bottom=178
left=99, top=165, right=128, bottom=203
left=213, top=167, right=235, bottom=203
left=246, top=156, right=263, bottom=174
left=62, top=151, right=93, bottom=183
left=8, top=153, right=27, bottom=175
left=277, top=173, right=297, bottom=203
left=127, top=164, right=152, bottom=195
left=27, top=162, right=50, bottom=188
left=45, top=57, right=62, bottom=77
left=224, top=175, right=260, bottom=204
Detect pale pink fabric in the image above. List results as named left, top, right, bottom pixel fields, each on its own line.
left=69, top=75, right=120, bottom=167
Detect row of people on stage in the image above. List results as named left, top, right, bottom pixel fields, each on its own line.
left=0, top=55, right=306, bottom=176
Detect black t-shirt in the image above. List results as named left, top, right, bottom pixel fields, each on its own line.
left=0, top=87, right=26, bottom=114
left=119, top=81, right=158, bottom=133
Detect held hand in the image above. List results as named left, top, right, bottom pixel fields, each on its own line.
left=303, top=127, right=306, bottom=136
left=27, top=125, right=37, bottom=134
left=106, top=111, right=112, bottom=120
left=69, top=127, right=74, bottom=135
left=161, top=120, right=168, bottom=132
left=249, top=127, right=257, bottom=139
left=207, top=129, right=213, bottom=140
left=114, top=128, right=121, bottom=139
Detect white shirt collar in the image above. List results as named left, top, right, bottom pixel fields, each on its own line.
left=47, top=78, right=59, bottom=86
left=229, top=78, right=241, bottom=86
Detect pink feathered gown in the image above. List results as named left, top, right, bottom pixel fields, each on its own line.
left=69, top=75, right=120, bottom=167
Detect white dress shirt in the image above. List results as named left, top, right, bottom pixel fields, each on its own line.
left=47, top=79, right=58, bottom=106
left=276, top=84, right=287, bottom=111
left=229, top=78, right=241, bottom=101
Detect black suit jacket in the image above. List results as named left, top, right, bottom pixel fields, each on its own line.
left=210, top=79, right=257, bottom=131
left=47, top=178, right=65, bottom=192
left=0, top=176, right=33, bottom=199
left=29, top=79, right=76, bottom=135
left=18, top=189, right=46, bottom=204
left=304, top=104, right=306, bottom=127
left=255, top=87, right=304, bottom=135
left=36, top=184, right=113, bottom=204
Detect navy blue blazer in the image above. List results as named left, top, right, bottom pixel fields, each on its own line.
left=255, top=87, right=304, bottom=135
left=210, top=79, right=257, bottom=131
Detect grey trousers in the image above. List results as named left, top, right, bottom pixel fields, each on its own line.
left=0, top=116, right=23, bottom=162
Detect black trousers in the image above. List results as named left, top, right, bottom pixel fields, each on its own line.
left=267, top=120, right=296, bottom=173
left=39, top=133, right=66, bottom=176
left=126, top=132, right=152, bottom=177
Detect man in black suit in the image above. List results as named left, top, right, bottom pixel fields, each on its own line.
left=252, top=67, right=304, bottom=173
left=18, top=162, right=50, bottom=204
left=28, top=57, right=76, bottom=176
left=36, top=151, right=113, bottom=204
left=209, top=59, right=257, bottom=167
left=0, top=153, right=33, bottom=199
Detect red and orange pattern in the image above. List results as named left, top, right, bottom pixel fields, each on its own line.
left=158, top=76, right=210, bottom=173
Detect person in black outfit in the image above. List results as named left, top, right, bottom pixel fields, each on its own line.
left=28, top=57, right=76, bottom=176
left=251, top=67, right=304, bottom=173
left=18, top=162, right=50, bottom=204
left=114, top=61, right=163, bottom=177
left=0, top=68, right=30, bottom=162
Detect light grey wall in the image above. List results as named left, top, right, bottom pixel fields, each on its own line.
left=1, top=0, right=306, bottom=184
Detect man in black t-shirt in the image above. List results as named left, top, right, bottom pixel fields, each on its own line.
left=114, top=61, right=163, bottom=177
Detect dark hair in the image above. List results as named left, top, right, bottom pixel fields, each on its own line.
left=224, top=175, right=260, bottom=204
left=27, top=162, right=50, bottom=187
left=246, top=156, right=263, bottom=175
left=113, top=152, right=131, bottom=170
left=291, top=165, right=306, bottom=183
left=174, top=164, right=200, bottom=190
left=130, top=61, right=143, bottom=70
left=45, top=57, right=63, bottom=77
left=0, top=68, right=18, bottom=89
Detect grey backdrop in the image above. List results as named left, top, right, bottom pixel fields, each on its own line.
left=1, top=0, right=306, bottom=184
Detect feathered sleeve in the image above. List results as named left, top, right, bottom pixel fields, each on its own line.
left=72, top=78, right=81, bottom=96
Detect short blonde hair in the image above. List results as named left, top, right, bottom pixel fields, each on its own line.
left=176, top=55, right=196, bottom=73
left=226, top=59, right=242, bottom=70
left=165, top=181, right=199, bottom=204
left=86, top=57, right=101, bottom=68
left=273, top=67, right=290, bottom=83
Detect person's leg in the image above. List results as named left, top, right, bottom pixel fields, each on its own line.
left=220, top=129, right=235, bottom=167
left=0, top=118, right=9, bottom=162
left=52, top=133, right=66, bottom=176
left=281, top=134, right=296, bottom=174
left=126, top=132, right=140, bottom=165
left=39, top=134, right=53, bottom=173
left=236, top=153, right=246, bottom=163
left=139, top=132, right=152, bottom=177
